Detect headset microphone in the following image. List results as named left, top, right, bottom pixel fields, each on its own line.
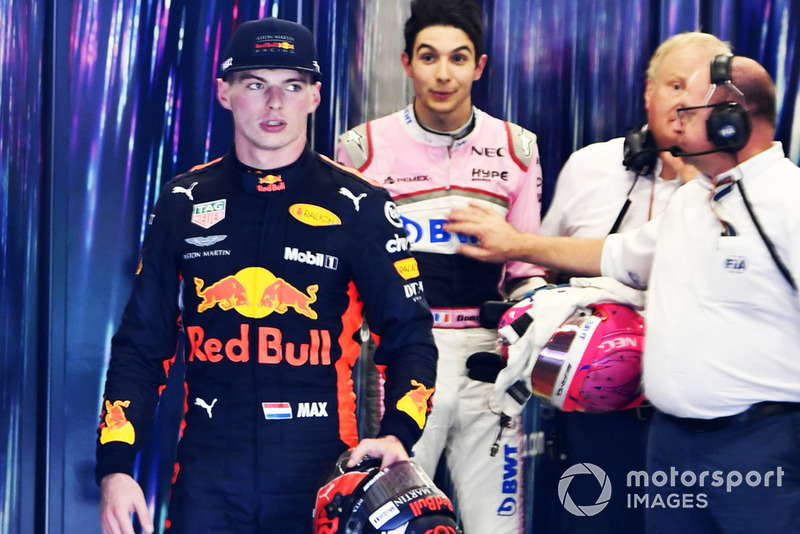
left=668, top=145, right=730, bottom=157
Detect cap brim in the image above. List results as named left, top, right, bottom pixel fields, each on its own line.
left=220, top=65, right=321, bottom=81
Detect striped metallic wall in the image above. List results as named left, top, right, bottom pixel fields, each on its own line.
left=2, top=1, right=799, bottom=532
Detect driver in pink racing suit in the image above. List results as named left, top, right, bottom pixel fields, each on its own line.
left=336, top=2, right=545, bottom=531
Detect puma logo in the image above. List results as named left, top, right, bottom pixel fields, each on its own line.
left=318, top=482, right=336, bottom=501
left=194, top=397, right=218, bottom=419
left=338, top=187, right=367, bottom=211
left=172, top=182, right=199, bottom=200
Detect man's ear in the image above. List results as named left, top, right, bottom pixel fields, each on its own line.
left=401, top=51, right=414, bottom=79
left=309, top=81, right=322, bottom=112
left=216, top=77, right=232, bottom=110
left=643, top=77, right=653, bottom=112
left=473, top=54, right=488, bottom=82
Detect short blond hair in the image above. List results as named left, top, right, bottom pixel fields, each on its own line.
left=647, top=32, right=731, bottom=80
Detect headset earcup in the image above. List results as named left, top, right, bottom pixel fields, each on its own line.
left=706, top=102, right=751, bottom=152
left=622, top=126, right=657, bottom=175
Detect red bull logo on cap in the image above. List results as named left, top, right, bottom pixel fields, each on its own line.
left=194, top=267, right=318, bottom=319
left=255, top=40, right=295, bottom=50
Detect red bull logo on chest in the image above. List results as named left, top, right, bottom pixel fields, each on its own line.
left=186, top=325, right=332, bottom=365
left=194, top=267, right=318, bottom=319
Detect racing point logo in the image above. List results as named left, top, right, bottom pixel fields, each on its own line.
left=195, top=267, right=318, bottom=319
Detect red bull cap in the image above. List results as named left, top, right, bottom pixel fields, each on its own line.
left=219, top=17, right=321, bottom=81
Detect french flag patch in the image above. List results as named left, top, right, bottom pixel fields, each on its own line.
left=262, top=402, right=293, bottom=420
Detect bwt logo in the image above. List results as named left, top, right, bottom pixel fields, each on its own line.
left=558, top=463, right=612, bottom=517
left=497, top=444, right=519, bottom=517
left=401, top=217, right=479, bottom=246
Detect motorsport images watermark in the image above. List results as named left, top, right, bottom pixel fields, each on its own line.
left=558, top=463, right=785, bottom=516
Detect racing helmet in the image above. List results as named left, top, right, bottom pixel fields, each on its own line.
left=531, top=303, right=645, bottom=413
left=314, top=450, right=461, bottom=534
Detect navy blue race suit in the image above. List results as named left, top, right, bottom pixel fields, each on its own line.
left=95, top=147, right=437, bottom=533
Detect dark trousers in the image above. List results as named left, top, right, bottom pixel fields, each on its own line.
left=645, top=410, right=800, bottom=533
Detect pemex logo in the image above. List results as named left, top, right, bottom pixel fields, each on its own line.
left=194, top=267, right=318, bottom=319
left=558, top=463, right=612, bottom=516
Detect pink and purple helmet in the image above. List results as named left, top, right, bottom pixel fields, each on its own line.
left=531, top=303, right=645, bottom=413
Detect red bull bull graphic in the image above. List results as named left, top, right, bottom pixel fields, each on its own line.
left=260, top=279, right=318, bottom=319
left=396, top=380, right=434, bottom=429
left=99, top=399, right=136, bottom=445
left=194, top=276, right=251, bottom=312
left=194, top=267, right=318, bottom=319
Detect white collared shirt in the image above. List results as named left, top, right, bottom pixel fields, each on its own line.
left=542, top=137, right=682, bottom=238
left=602, top=142, right=800, bottom=417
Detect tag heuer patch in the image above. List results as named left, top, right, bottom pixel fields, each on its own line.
left=192, top=199, right=226, bottom=229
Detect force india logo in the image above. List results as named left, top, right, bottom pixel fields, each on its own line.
left=194, top=267, right=317, bottom=319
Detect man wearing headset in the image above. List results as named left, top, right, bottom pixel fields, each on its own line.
left=538, top=32, right=729, bottom=534
left=445, top=55, right=800, bottom=533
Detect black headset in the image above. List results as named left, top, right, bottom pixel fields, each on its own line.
left=706, top=54, right=752, bottom=152
left=624, top=54, right=753, bottom=172
left=622, top=124, right=658, bottom=176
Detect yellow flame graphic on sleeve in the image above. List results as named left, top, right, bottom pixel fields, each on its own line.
left=100, top=400, right=136, bottom=445
left=396, top=380, right=434, bottom=429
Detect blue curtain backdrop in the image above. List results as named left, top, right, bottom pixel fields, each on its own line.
left=2, top=1, right=800, bottom=532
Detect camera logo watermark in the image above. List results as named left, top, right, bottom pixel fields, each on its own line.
left=558, top=463, right=612, bottom=516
